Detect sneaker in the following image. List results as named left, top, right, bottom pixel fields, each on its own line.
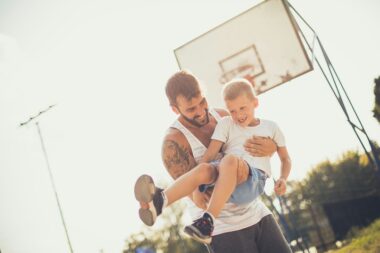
left=134, top=174, right=164, bottom=226
left=184, top=213, right=214, bottom=244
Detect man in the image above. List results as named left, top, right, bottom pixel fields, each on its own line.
left=142, top=70, right=292, bottom=253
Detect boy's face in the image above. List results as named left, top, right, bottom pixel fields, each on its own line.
left=225, top=94, right=258, bottom=127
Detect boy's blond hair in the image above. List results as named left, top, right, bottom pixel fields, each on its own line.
left=222, top=78, right=256, bottom=101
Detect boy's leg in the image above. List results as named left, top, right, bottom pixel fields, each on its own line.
left=164, top=162, right=217, bottom=205
left=135, top=163, right=216, bottom=226
left=184, top=154, right=248, bottom=244
left=207, top=154, right=248, bottom=217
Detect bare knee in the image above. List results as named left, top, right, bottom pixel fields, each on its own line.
left=194, top=163, right=215, bottom=183
left=219, top=154, right=239, bottom=173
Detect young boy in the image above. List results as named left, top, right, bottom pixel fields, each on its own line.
left=134, top=78, right=291, bottom=244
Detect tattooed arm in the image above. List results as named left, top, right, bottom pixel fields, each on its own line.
left=161, top=128, right=197, bottom=179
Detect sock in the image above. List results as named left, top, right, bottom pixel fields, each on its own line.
left=203, top=212, right=215, bottom=225
left=161, top=191, right=168, bottom=209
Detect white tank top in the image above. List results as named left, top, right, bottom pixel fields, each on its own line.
left=170, top=108, right=271, bottom=236
left=170, top=109, right=222, bottom=163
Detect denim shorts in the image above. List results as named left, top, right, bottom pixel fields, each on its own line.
left=199, top=160, right=267, bottom=205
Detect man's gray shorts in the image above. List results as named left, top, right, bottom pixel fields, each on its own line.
left=211, top=214, right=292, bottom=253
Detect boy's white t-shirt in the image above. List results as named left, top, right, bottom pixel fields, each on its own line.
left=212, top=116, right=286, bottom=177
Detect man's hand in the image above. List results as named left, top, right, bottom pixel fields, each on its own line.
left=244, top=136, right=276, bottom=157
left=192, top=189, right=208, bottom=210
left=274, top=178, right=287, bottom=196
left=236, top=158, right=249, bottom=184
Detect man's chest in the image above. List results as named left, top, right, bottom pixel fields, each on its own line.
left=189, top=124, right=216, bottom=148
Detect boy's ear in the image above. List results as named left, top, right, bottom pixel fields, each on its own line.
left=171, top=105, right=180, bottom=115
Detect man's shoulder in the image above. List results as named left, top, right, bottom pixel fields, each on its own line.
left=161, top=126, right=196, bottom=179
left=163, top=127, right=190, bottom=147
left=213, top=108, right=229, bottom=117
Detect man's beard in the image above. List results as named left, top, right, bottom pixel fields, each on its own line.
left=182, top=109, right=210, bottom=128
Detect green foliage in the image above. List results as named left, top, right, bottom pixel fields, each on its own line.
left=275, top=149, right=380, bottom=251
left=123, top=202, right=207, bottom=253
left=286, top=150, right=380, bottom=209
left=330, top=219, right=380, bottom=253
left=373, top=76, right=380, bottom=124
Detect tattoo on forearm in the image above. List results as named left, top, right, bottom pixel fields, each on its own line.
left=162, top=140, right=193, bottom=179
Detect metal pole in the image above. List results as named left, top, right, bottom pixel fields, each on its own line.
left=20, top=105, right=74, bottom=253
left=36, top=122, right=74, bottom=253
left=286, top=0, right=380, bottom=173
left=204, top=244, right=214, bottom=253
left=278, top=195, right=310, bottom=253
left=264, top=194, right=305, bottom=252
left=308, top=206, right=327, bottom=252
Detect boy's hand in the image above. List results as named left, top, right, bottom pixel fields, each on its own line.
left=274, top=178, right=287, bottom=196
left=193, top=189, right=208, bottom=210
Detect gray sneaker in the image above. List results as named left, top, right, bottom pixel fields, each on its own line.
left=184, top=213, right=214, bottom=244
left=134, top=174, right=164, bottom=226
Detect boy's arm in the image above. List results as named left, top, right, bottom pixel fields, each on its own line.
left=199, top=139, right=224, bottom=163
left=274, top=146, right=291, bottom=196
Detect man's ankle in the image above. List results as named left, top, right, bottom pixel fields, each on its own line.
left=161, top=191, right=168, bottom=209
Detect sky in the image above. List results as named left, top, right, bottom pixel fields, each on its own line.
left=1, top=0, right=380, bottom=253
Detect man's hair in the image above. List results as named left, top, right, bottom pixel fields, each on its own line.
left=166, top=70, right=201, bottom=106
left=223, top=78, right=256, bottom=101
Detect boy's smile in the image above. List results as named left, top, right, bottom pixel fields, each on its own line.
left=225, top=93, right=258, bottom=127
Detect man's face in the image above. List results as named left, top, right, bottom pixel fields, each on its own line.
left=173, top=94, right=209, bottom=127
left=225, top=94, right=258, bottom=127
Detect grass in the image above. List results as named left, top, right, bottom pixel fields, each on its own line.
left=330, top=219, right=380, bottom=253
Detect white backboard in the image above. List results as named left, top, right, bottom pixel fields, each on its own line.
left=175, top=0, right=312, bottom=107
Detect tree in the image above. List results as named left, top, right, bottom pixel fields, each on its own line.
left=373, top=76, right=380, bottom=124
left=123, top=201, right=208, bottom=253
left=286, top=150, right=380, bottom=209
left=273, top=149, right=380, bottom=249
